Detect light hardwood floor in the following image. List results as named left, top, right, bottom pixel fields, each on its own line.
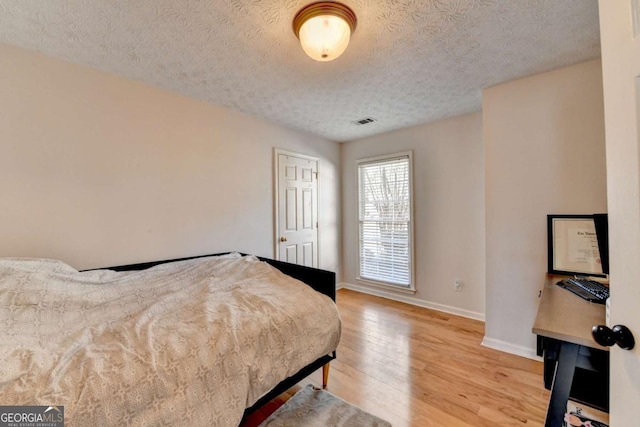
left=242, top=288, right=550, bottom=427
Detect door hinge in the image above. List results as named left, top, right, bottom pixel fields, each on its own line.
left=314, top=171, right=318, bottom=179
left=316, top=222, right=319, bottom=228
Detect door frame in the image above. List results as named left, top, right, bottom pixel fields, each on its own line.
left=273, top=148, right=320, bottom=265
left=598, top=1, right=640, bottom=423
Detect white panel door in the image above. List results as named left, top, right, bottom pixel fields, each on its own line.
left=275, top=150, right=318, bottom=267
left=598, top=1, right=640, bottom=424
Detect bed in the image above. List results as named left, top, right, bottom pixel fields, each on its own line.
left=0, top=252, right=340, bottom=426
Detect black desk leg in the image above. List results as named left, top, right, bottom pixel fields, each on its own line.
left=546, top=342, right=579, bottom=427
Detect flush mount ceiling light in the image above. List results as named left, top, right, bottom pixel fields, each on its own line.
left=292, top=1, right=357, bottom=62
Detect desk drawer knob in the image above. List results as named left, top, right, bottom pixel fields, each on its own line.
left=591, top=324, right=635, bottom=350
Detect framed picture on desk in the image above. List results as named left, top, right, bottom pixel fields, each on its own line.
left=547, top=214, right=606, bottom=277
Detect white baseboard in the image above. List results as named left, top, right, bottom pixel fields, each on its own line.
left=338, top=282, right=485, bottom=322
left=336, top=283, right=345, bottom=291
left=481, top=337, right=541, bottom=361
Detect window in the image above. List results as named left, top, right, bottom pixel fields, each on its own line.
left=357, top=152, right=413, bottom=288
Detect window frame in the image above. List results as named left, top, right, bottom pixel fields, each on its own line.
left=356, top=151, right=415, bottom=293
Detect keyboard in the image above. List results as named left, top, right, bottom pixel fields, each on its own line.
left=556, top=278, right=610, bottom=304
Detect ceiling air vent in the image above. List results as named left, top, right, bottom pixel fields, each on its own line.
left=351, top=117, right=375, bottom=125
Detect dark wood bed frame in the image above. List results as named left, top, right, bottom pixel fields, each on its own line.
left=98, top=252, right=337, bottom=417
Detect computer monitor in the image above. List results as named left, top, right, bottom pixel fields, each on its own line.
left=547, top=213, right=609, bottom=277
left=593, top=213, right=609, bottom=276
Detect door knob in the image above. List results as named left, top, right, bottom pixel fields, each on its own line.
left=591, top=324, right=635, bottom=350
left=280, top=236, right=287, bottom=242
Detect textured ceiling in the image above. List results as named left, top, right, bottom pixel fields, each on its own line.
left=0, top=0, right=601, bottom=142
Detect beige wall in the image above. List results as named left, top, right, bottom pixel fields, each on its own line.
left=483, top=59, right=607, bottom=357
left=0, top=43, right=341, bottom=273
left=0, top=43, right=611, bottom=359
left=341, top=112, right=486, bottom=319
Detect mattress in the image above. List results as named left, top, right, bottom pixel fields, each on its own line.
left=0, top=254, right=341, bottom=426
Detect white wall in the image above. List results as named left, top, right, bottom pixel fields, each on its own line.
left=0, top=43, right=341, bottom=273
left=483, top=59, right=607, bottom=357
left=341, top=112, right=486, bottom=319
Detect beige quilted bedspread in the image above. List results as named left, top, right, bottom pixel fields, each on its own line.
left=0, top=254, right=341, bottom=426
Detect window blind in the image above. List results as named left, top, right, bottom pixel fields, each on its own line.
left=358, top=155, right=412, bottom=286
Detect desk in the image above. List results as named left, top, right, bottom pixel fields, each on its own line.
left=532, top=275, right=609, bottom=427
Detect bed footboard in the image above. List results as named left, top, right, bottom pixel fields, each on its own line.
left=258, top=256, right=335, bottom=301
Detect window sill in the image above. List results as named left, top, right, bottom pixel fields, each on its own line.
left=355, top=277, right=416, bottom=295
